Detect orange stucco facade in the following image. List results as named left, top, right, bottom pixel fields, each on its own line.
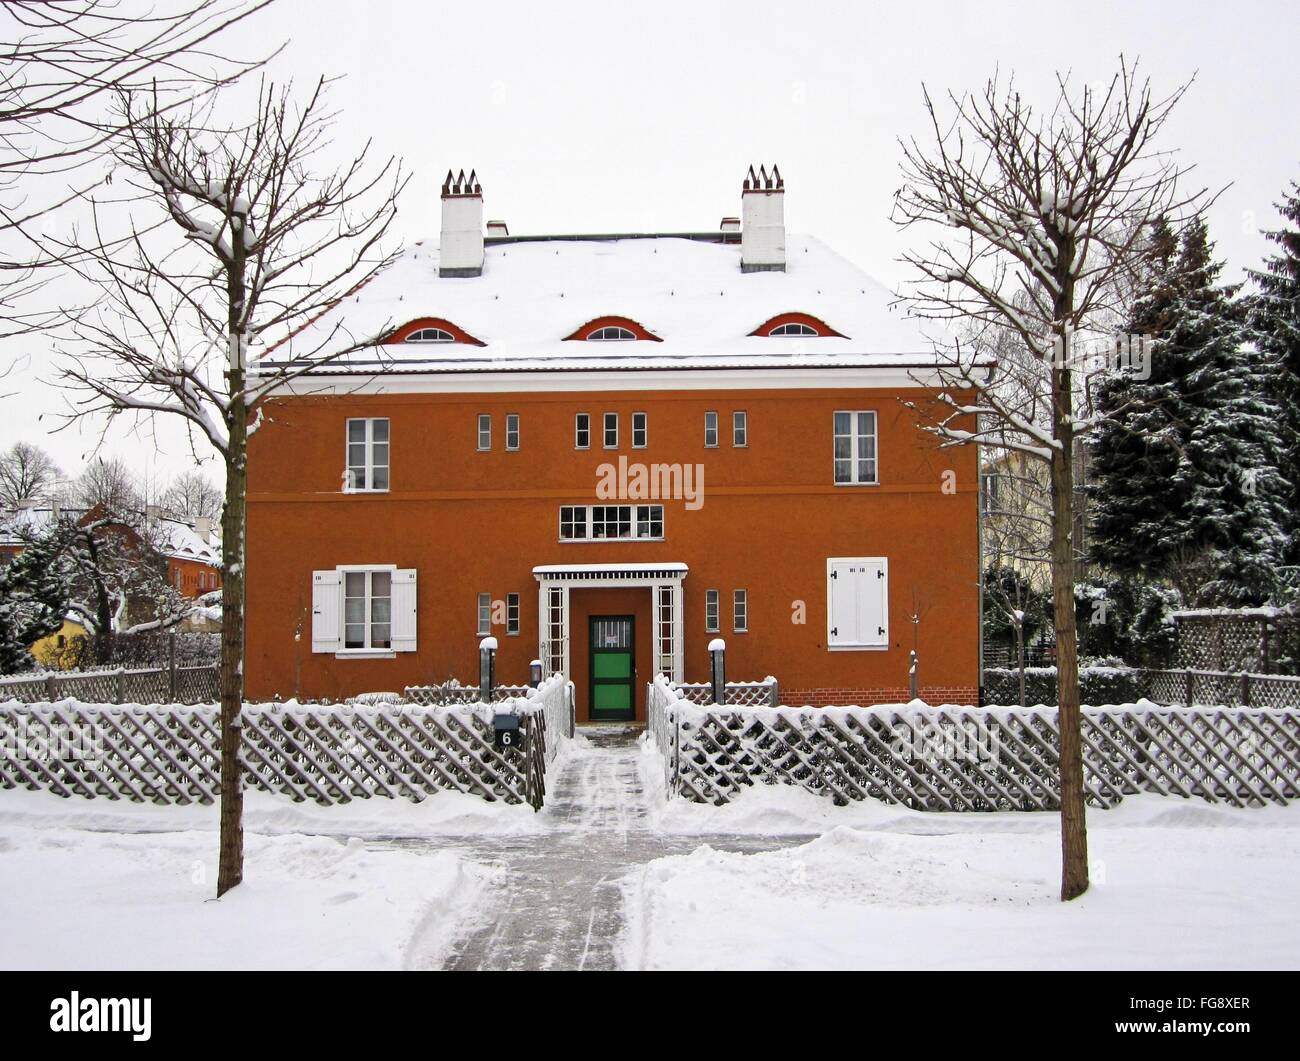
left=245, top=383, right=980, bottom=717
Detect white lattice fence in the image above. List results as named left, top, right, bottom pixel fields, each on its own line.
left=0, top=666, right=217, bottom=705
left=647, top=677, right=1300, bottom=810
left=673, top=679, right=780, bottom=707
left=1, top=674, right=571, bottom=808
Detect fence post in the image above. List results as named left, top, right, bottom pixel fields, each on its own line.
left=45, top=672, right=57, bottom=703
left=168, top=634, right=178, bottom=702
left=1184, top=669, right=1193, bottom=707
left=115, top=668, right=126, bottom=705
left=709, top=638, right=726, bottom=706
left=529, top=659, right=542, bottom=689
left=479, top=636, right=497, bottom=703
left=1241, top=672, right=1251, bottom=708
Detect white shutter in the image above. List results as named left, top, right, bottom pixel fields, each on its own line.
left=311, top=570, right=341, bottom=653
left=861, top=559, right=888, bottom=646
left=827, top=557, right=888, bottom=648
left=390, top=568, right=417, bottom=652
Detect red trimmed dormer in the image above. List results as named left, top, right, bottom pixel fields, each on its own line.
left=563, top=315, right=663, bottom=342
left=749, top=311, right=846, bottom=338
left=383, top=317, right=486, bottom=347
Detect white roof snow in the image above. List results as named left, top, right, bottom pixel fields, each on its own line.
left=261, top=234, right=937, bottom=376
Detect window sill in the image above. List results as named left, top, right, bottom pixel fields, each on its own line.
left=833, top=482, right=880, bottom=488
left=342, top=489, right=390, bottom=496
left=334, top=650, right=397, bottom=660
left=559, top=538, right=665, bottom=544
left=827, top=643, right=889, bottom=652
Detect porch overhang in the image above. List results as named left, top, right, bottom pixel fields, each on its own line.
left=532, top=563, right=687, bottom=682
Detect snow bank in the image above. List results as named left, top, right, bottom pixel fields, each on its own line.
left=0, top=786, right=548, bottom=838
left=622, top=801, right=1300, bottom=970
left=0, top=821, right=496, bottom=970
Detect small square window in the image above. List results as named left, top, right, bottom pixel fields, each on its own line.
left=632, top=412, right=647, bottom=448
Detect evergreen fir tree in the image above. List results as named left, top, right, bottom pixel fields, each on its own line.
left=0, top=529, right=71, bottom=673
left=1089, top=218, right=1292, bottom=605
left=1246, top=178, right=1300, bottom=573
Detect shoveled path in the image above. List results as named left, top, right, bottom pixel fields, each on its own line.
left=423, top=726, right=807, bottom=971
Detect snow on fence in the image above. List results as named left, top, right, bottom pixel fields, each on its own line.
left=0, top=665, right=218, bottom=706
left=0, top=673, right=574, bottom=810
left=1143, top=669, right=1300, bottom=711
left=404, top=682, right=533, bottom=706
left=646, top=675, right=1300, bottom=810
left=673, top=679, right=780, bottom=707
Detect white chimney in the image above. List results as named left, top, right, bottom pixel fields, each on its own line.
left=439, top=169, right=484, bottom=277
left=740, top=164, right=785, bottom=273
left=194, top=516, right=213, bottom=544
left=486, top=219, right=509, bottom=238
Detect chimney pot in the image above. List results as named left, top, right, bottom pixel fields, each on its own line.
left=741, top=163, right=785, bottom=273
left=486, top=219, right=509, bottom=238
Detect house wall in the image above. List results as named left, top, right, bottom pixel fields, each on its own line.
left=167, top=556, right=222, bottom=598
left=245, top=385, right=980, bottom=709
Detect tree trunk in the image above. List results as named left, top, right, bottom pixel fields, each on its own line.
left=1050, top=356, right=1089, bottom=901
left=217, top=251, right=248, bottom=898
left=1015, top=620, right=1026, bottom=707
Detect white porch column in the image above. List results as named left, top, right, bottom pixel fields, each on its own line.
left=671, top=579, right=684, bottom=682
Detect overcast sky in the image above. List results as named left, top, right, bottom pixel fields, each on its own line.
left=4, top=0, right=1298, bottom=488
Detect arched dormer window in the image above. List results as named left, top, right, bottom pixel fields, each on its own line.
left=749, top=312, right=846, bottom=339
left=382, top=317, right=485, bottom=346
left=564, top=316, right=663, bottom=342
left=405, top=327, right=454, bottom=343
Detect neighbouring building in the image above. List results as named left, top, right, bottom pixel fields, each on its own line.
left=246, top=166, right=981, bottom=717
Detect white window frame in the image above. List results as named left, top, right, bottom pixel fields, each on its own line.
left=769, top=322, right=818, bottom=336
left=339, top=564, right=397, bottom=657
left=477, top=414, right=492, bottom=452
left=632, top=411, right=648, bottom=449
left=833, top=410, right=879, bottom=486
left=506, top=413, right=520, bottom=451
left=405, top=327, right=454, bottom=343
left=587, top=326, right=636, bottom=341
left=603, top=412, right=619, bottom=449
left=733, top=410, right=748, bottom=448
left=704, top=410, right=719, bottom=448
left=733, top=589, right=748, bottom=633
left=575, top=412, right=590, bottom=450
left=345, top=417, right=390, bottom=493
left=705, top=589, right=720, bottom=633
left=558, top=504, right=664, bottom=542
left=477, top=591, right=491, bottom=635
left=506, top=592, right=520, bottom=635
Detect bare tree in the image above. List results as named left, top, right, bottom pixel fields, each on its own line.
left=163, top=468, right=223, bottom=521
left=72, top=454, right=139, bottom=512
left=57, top=77, right=406, bottom=896
left=0, top=0, right=275, bottom=343
left=0, top=440, right=62, bottom=506
left=893, top=59, right=1204, bottom=900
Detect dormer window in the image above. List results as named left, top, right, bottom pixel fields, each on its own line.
left=587, top=326, right=637, bottom=341
left=383, top=317, right=485, bottom=346
left=405, top=327, right=455, bottom=343
left=750, top=312, right=846, bottom=338
left=564, top=316, right=663, bottom=342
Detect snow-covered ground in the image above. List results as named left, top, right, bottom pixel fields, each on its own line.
left=623, top=785, right=1300, bottom=970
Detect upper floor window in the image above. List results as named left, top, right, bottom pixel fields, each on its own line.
left=604, top=412, right=619, bottom=449
left=632, top=412, right=648, bottom=449
left=405, top=327, right=454, bottom=343
left=477, top=414, right=492, bottom=451
left=733, top=411, right=748, bottom=447
left=704, top=411, right=719, bottom=448
left=506, top=592, right=520, bottom=635
left=346, top=417, right=389, bottom=492
left=705, top=589, right=720, bottom=633
left=834, top=411, right=878, bottom=485
left=564, top=316, right=663, bottom=342
left=734, top=589, right=748, bottom=633
left=559, top=504, right=664, bottom=541
left=477, top=592, right=491, bottom=635
left=506, top=413, right=520, bottom=451
left=575, top=413, right=590, bottom=449
left=750, top=312, right=846, bottom=338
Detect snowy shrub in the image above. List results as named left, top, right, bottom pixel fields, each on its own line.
left=982, top=665, right=1147, bottom=706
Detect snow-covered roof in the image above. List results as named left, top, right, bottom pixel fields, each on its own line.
left=0, top=507, right=220, bottom=567
left=260, top=234, right=936, bottom=376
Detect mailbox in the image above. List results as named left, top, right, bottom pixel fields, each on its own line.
left=493, top=712, right=520, bottom=750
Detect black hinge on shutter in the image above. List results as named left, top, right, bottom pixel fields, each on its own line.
left=831, top=627, right=838, bottom=636
left=829, top=570, right=838, bottom=580
left=877, top=569, right=885, bottom=579
left=878, top=626, right=886, bottom=636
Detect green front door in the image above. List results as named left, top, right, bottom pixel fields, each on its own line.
left=589, top=616, right=635, bottom=721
